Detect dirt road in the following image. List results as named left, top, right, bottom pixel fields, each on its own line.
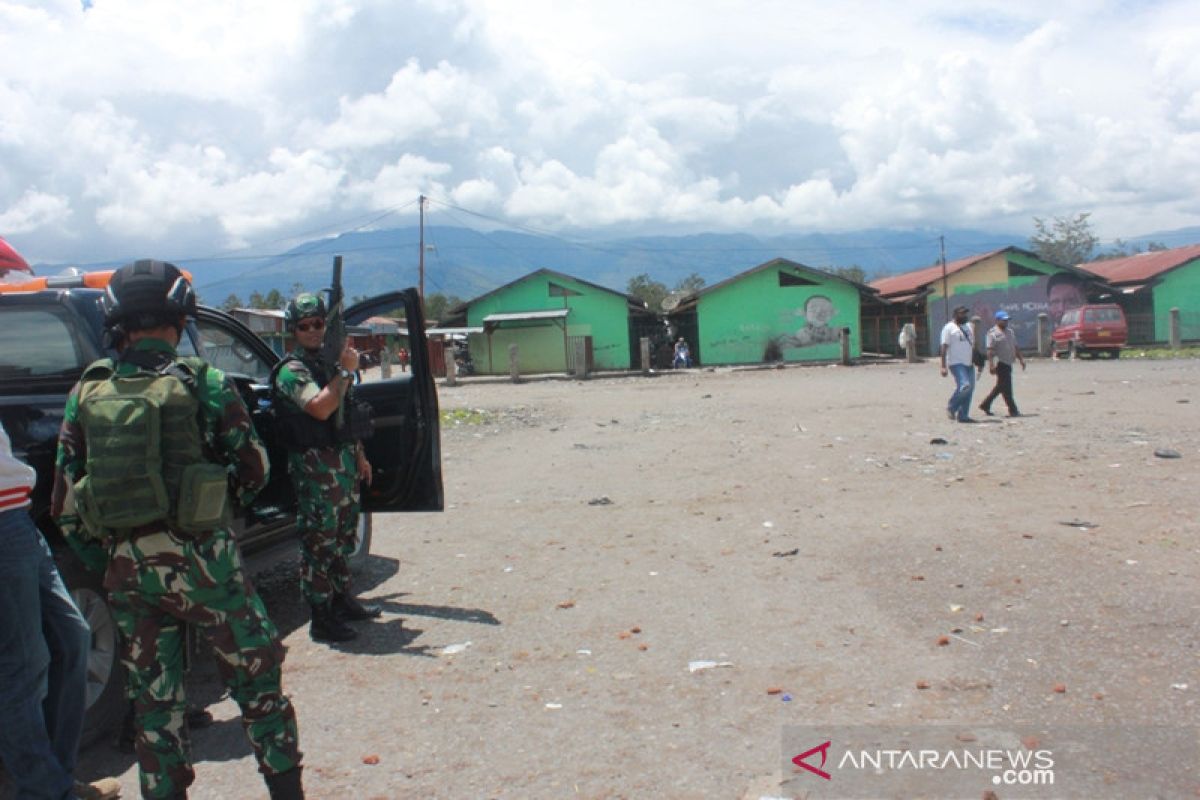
left=80, top=358, right=1200, bottom=798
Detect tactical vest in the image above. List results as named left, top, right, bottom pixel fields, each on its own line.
left=73, top=355, right=230, bottom=536
left=268, top=354, right=373, bottom=451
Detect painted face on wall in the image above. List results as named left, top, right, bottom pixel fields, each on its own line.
left=1048, top=279, right=1086, bottom=328
left=805, top=295, right=834, bottom=326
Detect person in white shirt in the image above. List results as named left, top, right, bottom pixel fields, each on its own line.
left=939, top=305, right=980, bottom=423
left=0, top=422, right=122, bottom=799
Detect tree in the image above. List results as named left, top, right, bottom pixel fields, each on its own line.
left=673, top=273, right=706, bottom=295
left=262, top=289, right=285, bottom=309
left=423, top=292, right=464, bottom=323
left=248, top=290, right=265, bottom=309
left=220, top=293, right=243, bottom=312
left=1030, top=212, right=1099, bottom=266
left=627, top=273, right=669, bottom=311
left=828, top=265, right=867, bottom=284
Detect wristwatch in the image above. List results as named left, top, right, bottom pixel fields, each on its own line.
left=337, top=366, right=354, bottom=380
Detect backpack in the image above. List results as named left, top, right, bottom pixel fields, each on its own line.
left=73, top=355, right=230, bottom=536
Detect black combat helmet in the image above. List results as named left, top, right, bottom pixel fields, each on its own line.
left=284, top=293, right=327, bottom=329
left=102, top=259, right=197, bottom=332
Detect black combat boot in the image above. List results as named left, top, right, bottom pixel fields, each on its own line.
left=309, top=604, right=357, bottom=642
left=265, top=766, right=305, bottom=800
left=331, top=592, right=382, bottom=621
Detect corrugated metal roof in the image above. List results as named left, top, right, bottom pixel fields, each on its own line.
left=869, top=249, right=1009, bottom=298
left=450, top=268, right=640, bottom=315
left=678, top=257, right=879, bottom=304
left=428, top=327, right=484, bottom=336
left=483, top=309, right=570, bottom=323
left=1079, top=243, right=1200, bottom=284
left=362, top=315, right=400, bottom=334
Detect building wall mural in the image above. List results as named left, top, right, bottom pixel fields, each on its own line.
left=696, top=265, right=861, bottom=365
left=926, top=253, right=1082, bottom=351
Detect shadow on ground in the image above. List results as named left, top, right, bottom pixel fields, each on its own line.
left=74, top=553, right=501, bottom=784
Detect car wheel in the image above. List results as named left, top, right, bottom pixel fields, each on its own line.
left=56, top=551, right=127, bottom=748
left=348, top=512, right=373, bottom=575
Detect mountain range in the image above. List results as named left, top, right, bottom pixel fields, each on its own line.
left=38, top=224, right=1200, bottom=306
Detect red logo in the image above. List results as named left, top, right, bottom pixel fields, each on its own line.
left=793, top=740, right=832, bottom=780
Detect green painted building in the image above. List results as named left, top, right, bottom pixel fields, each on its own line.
left=1081, top=243, right=1200, bottom=343
left=444, top=269, right=646, bottom=375
left=669, top=258, right=871, bottom=366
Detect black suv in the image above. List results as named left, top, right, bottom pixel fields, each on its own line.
left=0, top=281, right=443, bottom=744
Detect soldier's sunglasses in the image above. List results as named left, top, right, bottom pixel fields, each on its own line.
left=295, top=319, right=326, bottom=332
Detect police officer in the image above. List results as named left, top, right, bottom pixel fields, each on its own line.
left=272, top=293, right=377, bottom=644
left=51, top=260, right=304, bottom=799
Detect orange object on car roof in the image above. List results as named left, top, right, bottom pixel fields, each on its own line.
left=0, top=236, right=31, bottom=274
left=0, top=269, right=192, bottom=294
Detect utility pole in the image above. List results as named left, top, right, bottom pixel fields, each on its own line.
left=418, top=194, right=426, bottom=301
left=940, top=234, right=949, bottom=323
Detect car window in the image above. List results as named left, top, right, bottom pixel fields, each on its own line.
left=345, top=297, right=410, bottom=385
left=194, top=318, right=274, bottom=382
left=0, top=307, right=89, bottom=379
left=1060, top=309, right=1081, bottom=326
left=1086, top=308, right=1122, bottom=323
left=178, top=327, right=201, bottom=357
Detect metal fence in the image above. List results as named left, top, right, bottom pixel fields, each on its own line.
left=860, top=313, right=930, bottom=357
left=1125, top=310, right=1200, bottom=345
left=1125, top=313, right=1157, bottom=345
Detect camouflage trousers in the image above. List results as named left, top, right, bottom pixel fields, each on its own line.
left=290, top=444, right=361, bottom=607
left=106, top=528, right=301, bottom=799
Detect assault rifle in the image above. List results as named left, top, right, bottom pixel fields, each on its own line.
left=319, top=255, right=346, bottom=427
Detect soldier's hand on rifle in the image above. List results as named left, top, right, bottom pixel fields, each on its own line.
left=356, top=449, right=372, bottom=486
left=339, top=343, right=360, bottom=374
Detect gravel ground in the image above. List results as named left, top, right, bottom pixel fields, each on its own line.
left=75, top=357, right=1200, bottom=799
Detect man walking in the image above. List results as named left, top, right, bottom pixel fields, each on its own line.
left=272, top=293, right=377, bottom=644
left=1, top=422, right=121, bottom=800
left=52, top=260, right=304, bottom=799
left=979, top=310, right=1026, bottom=417
left=939, top=305, right=979, bottom=423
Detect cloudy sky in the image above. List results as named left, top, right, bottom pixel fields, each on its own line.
left=2, top=0, right=1198, bottom=265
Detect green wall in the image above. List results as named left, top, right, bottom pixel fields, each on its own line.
left=465, top=271, right=631, bottom=374
left=1152, top=260, right=1200, bottom=341
left=696, top=265, right=861, bottom=364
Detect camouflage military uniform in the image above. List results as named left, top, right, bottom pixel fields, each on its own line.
left=273, top=349, right=362, bottom=608
left=52, top=337, right=301, bottom=799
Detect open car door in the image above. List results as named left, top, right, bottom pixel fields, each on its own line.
left=344, top=289, right=443, bottom=513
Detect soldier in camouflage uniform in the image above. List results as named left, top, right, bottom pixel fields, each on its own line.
left=51, top=260, right=304, bottom=800
left=272, top=293, right=377, bottom=644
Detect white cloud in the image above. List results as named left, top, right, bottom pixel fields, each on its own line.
left=0, top=190, right=72, bottom=233
left=2, top=0, right=1200, bottom=262
left=349, top=154, right=453, bottom=210
left=309, top=59, right=499, bottom=150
